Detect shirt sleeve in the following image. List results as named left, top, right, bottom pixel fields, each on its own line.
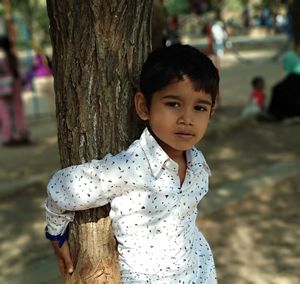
left=45, top=155, right=117, bottom=236
left=45, top=227, right=68, bottom=248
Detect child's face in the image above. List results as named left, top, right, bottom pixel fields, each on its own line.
left=135, top=76, right=214, bottom=158
left=258, top=82, right=264, bottom=90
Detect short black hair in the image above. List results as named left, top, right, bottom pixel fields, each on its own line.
left=140, top=44, right=219, bottom=106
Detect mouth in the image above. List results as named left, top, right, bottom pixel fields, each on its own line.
left=175, top=132, right=195, bottom=139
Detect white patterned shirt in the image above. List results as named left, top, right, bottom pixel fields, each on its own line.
left=45, top=128, right=217, bottom=283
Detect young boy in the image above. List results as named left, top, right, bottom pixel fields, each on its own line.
left=45, top=44, right=219, bottom=283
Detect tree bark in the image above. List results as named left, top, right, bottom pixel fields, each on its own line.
left=291, top=0, right=300, bottom=53
left=152, top=0, right=165, bottom=49
left=46, top=1, right=153, bottom=283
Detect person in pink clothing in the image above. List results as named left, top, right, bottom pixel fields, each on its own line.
left=33, top=53, right=53, bottom=77
left=0, top=36, right=30, bottom=146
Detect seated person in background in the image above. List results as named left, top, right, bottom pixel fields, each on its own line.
left=250, top=76, right=266, bottom=111
left=241, top=76, right=266, bottom=118
left=268, top=51, right=300, bottom=120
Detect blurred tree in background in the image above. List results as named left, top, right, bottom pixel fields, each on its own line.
left=291, top=0, right=300, bottom=52
left=0, top=0, right=293, bottom=51
left=152, top=0, right=165, bottom=49
left=0, top=0, right=50, bottom=49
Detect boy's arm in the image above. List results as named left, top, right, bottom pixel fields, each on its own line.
left=45, top=160, right=111, bottom=275
left=45, top=159, right=113, bottom=237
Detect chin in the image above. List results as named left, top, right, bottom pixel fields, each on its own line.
left=172, top=144, right=194, bottom=151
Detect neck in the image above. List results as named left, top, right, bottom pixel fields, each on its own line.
left=177, top=154, right=187, bottom=186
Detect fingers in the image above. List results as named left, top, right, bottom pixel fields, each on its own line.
left=57, top=253, right=69, bottom=276
left=51, top=240, right=74, bottom=276
left=60, top=241, right=74, bottom=275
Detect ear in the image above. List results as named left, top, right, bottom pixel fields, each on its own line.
left=134, top=92, right=150, bottom=121
left=210, top=106, right=216, bottom=118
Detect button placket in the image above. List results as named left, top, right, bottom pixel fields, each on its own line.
left=180, top=169, right=193, bottom=192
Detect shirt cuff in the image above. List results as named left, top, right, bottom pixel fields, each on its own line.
left=45, top=227, right=68, bottom=248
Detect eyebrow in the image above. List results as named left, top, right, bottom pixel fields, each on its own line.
left=161, top=95, right=212, bottom=106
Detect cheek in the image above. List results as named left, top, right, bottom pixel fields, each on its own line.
left=148, top=111, right=172, bottom=135
left=149, top=104, right=171, bottom=121
left=195, top=115, right=210, bottom=130
left=149, top=115, right=167, bottom=130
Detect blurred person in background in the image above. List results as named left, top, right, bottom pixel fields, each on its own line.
left=202, top=19, right=213, bottom=56
left=211, top=11, right=228, bottom=70
left=0, top=36, right=30, bottom=146
left=249, top=76, right=266, bottom=112
left=164, top=16, right=181, bottom=47
left=268, top=50, right=300, bottom=120
left=242, top=4, right=251, bottom=31
left=241, top=76, right=266, bottom=118
left=22, top=45, right=55, bottom=115
left=211, top=11, right=229, bottom=108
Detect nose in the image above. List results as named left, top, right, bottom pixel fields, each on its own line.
left=178, top=107, right=193, bottom=125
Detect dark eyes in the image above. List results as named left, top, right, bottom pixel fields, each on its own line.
left=166, top=102, right=180, bottom=108
left=165, top=102, right=207, bottom=112
left=194, top=105, right=207, bottom=111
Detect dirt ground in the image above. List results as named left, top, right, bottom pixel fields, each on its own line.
left=198, top=115, right=300, bottom=284
left=0, top=45, right=300, bottom=283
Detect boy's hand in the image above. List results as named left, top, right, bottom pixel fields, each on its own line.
left=51, top=240, right=74, bottom=276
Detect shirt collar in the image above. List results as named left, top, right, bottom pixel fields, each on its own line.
left=140, top=128, right=174, bottom=178
left=140, top=128, right=211, bottom=178
left=186, top=147, right=211, bottom=176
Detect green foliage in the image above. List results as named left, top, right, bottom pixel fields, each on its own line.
left=164, top=0, right=192, bottom=16
left=0, top=5, right=5, bottom=16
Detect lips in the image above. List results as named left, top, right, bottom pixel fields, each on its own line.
left=175, top=131, right=194, bottom=139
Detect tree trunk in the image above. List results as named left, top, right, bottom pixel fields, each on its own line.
left=152, top=0, right=165, bottom=49
left=2, top=0, right=17, bottom=53
left=46, top=1, right=153, bottom=283
left=291, top=0, right=300, bottom=53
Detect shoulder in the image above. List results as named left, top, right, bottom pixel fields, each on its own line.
left=277, top=74, right=300, bottom=94
left=99, top=138, right=148, bottom=172
left=188, top=148, right=211, bottom=176
left=287, top=74, right=300, bottom=84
